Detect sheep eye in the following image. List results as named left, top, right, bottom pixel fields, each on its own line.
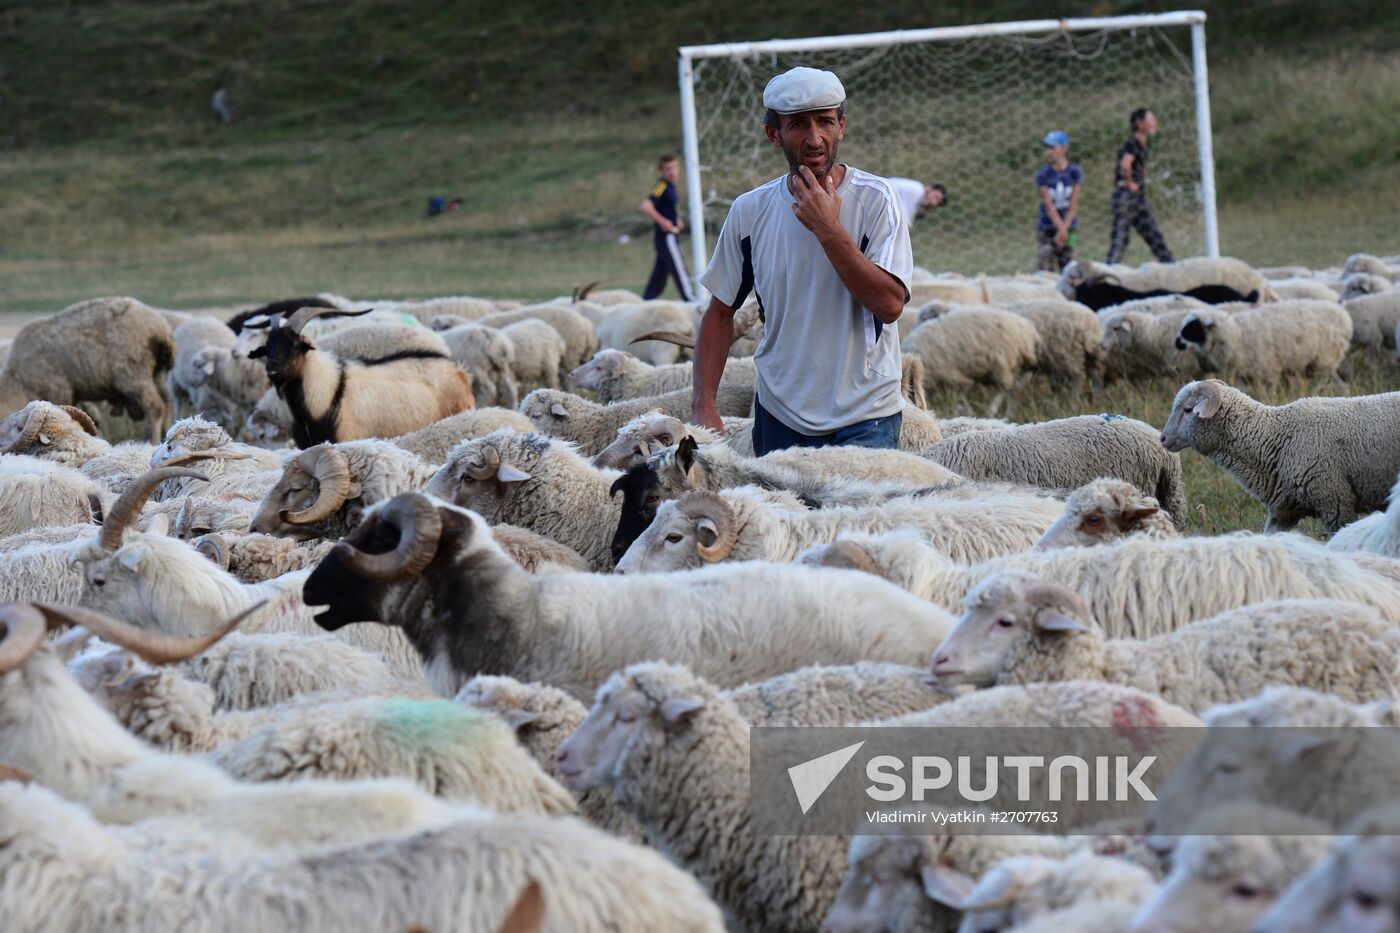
left=615, top=712, right=635, bottom=724
left=1084, top=515, right=1104, bottom=526
left=1350, top=889, right=1381, bottom=911
left=645, top=496, right=660, bottom=506
left=995, top=618, right=1015, bottom=628
left=1229, top=883, right=1260, bottom=899
left=1215, top=760, right=1241, bottom=774
left=665, top=533, right=684, bottom=544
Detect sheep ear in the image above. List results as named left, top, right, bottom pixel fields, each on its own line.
left=497, top=463, right=532, bottom=483
left=920, top=864, right=976, bottom=907
left=202, top=360, right=217, bottom=375
left=52, top=627, right=96, bottom=662
left=503, top=709, right=544, bottom=733
left=1033, top=609, right=1089, bottom=635
left=1275, top=732, right=1340, bottom=767
left=97, top=652, right=135, bottom=684
left=549, top=403, right=570, bottom=418
left=1117, top=319, right=1133, bottom=332
left=1122, top=506, right=1161, bottom=528
left=38, top=433, right=51, bottom=445
left=694, top=516, right=719, bottom=549
left=660, top=695, right=706, bottom=723
left=676, top=435, right=699, bottom=473
left=117, top=545, right=149, bottom=572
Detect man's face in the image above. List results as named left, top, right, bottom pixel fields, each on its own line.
left=1044, top=144, right=1067, bottom=164
left=922, top=186, right=944, bottom=208
left=1139, top=111, right=1158, bottom=136
left=660, top=160, right=680, bottom=183
left=765, top=108, right=845, bottom=180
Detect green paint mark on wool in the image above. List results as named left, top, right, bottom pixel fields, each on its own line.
left=378, top=697, right=495, bottom=749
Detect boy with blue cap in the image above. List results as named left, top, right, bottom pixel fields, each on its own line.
left=1034, top=130, right=1082, bottom=273
left=690, top=66, right=913, bottom=456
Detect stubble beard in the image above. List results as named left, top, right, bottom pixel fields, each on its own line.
left=785, top=140, right=839, bottom=184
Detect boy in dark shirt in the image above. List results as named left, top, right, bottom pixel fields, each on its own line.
left=1034, top=130, right=1082, bottom=272
left=1106, top=107, right=1174, bottom=264
left=640, top=154, right=694, bottom=301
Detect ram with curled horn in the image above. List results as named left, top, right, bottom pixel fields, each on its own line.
left=250, top=439, right=441, bottom=541
left=244, top=303, right=476, bottom=448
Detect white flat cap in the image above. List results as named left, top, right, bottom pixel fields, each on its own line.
left=762, top=67, right=846, bottom=114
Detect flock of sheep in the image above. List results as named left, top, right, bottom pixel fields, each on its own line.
left=2, top=250, right=1400, bottom=932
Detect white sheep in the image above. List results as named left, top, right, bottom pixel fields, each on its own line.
left=1130, top=803, right=1331, bottom=933
left=0, top=780, right=728, bottom=933
left=1343, top=252, right=1395, bottom=279
left=1253, top=801, right=1400, bottom=933
left=930, top=572, right=1400, bottom=710
left=615, top=485, right=1062, bottom=572
left=955, top=851, right=1157, bottom=933
left=594, top=299, right=695, bottom=365
left=478, top=304, right=598, bottom=374
left=438, top=322, right=520, bottom=408
left=191, top=531, right=336, bottom=581
left=1340, top=271, right=1392, bottom=300
left=1035, top=477, right=1178, bottom=548
left=901, top=307, right=1040, bottom=392
left=0, top=399, right=109, bottom=465
left=0, top=455, right=108, bottom=536
left=388, top=406, right=534, bottom=463
left=1161, top=379, right=1400, bottom=532
left=1098, top=306, right=1208, bottom=381
left=1270, top=278, right=1341, bottom=302
left=567, top=347, right=757, bottom=403
left=519, top=385, right=753, bottom=456
left=305, top=494, right=956, bottom=699
left=168, top=316, right=239, bottom=419
left=798, top=527, right=1400, bottom=635
left=1328, top=469, right=1400, bottom=558
left=1344, top=291, right=1400, bottom=352
left=500, top=318, right=568, bottom=391
left=1060, top=257, right=1277, bottom=304
left=1174, top=300, right=1352, bottom=383
left=590, top=410, right=755, bottom=469
left=925, top=413, right=1187, bottom=526
left=1001, top=298, right=1105, bottom=388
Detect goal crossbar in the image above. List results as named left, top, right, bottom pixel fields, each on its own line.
left=678, top=11, right=1218, bottom=296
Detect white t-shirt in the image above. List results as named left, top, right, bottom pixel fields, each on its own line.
left=887, top=177, right=926, bottom=227
left=700, top=165, right=913, bottom=435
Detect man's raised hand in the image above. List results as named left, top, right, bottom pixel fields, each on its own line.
left=791, top=166, right=842, bottom=239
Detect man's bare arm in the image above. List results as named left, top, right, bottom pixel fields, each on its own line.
left=691, top=297, right=736, bottom=433
left=1064, top=183, right=1082, bottom=228
left=791, top=167, right=906, bottom=324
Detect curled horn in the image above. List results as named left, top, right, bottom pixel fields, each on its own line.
left=280, top=445, right=352, bottom=525
left=630, top=330, right=696, bottom=350
left=58, top=406, right=99, bottom=437
left=574, top=281, right=600, bottom=304
left=678, top=489, right=738, bottom=562
left=193, top=533, right=232, bottom=569
left=285, top=305, right=371, bottom=335
left=161, top=449, right=253, bottom=467
left=335, top=493, right=443, bottom=580
left=100, top=467, right=209, bottom=552
left=0, top=406, right=46, bottom=453
left=465, top=445, right=503, bottom=482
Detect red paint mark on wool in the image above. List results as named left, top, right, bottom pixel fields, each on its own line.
left=1111, top=695, right=1165, bottom=755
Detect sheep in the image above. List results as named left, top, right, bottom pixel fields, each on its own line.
left=245, top=386, right=293, bottom=447
left=925, top=413, right=1187, bottom=526
left=0, top=296, right=176, bottom=443
left=83, top=659, right=577, bottom=815
left=1098, top=306, right=1207, bottom=381
left=1344, top=252, right=1395, bottom=279
left=929, top=572, right=1400, bottom=710
left=0, top=781, right=728, bottom=933
left=425, top=429, right=621, bottom=570
left=187, top=344, right=271, bottom=423
left=148, top=415, right=287, bottom=498
left=168, top=316, right=238, bottom=419
left=823, top=828, right=1150, bottom=933
left=594, top=300, right=695, bottom=366
left=0, top=455, right=108, bottom=536
left=0, top=537, right=93, bottom=604
left=478, top=305, right=598, bottom=374
left=303, top=492, right=957, bottom=699
left=798, top=528, right=1400, bottom=636
left=499, top=318, right=568, bottom=393
left=1328, top=470, right=1400, bottom=558
left=1271, top=278, right=1341, bottom=302
left=192, top=531, right=336, bottom=582
left=438, top=322, right=521, bottom=408
left=1340, top=271, right=1392, bottom=301
left=1035, top=477, right=1177, bottom=548
left=954, top=851, right=1158, bottom=933
left=1002, top=298, right=1105, bottom=388
left=1174, top=300, right=1352, bottom=383
left=1058, top=257, right=1276, bottom=308
left=169, top=492, right=262, bottom=539
left=1130, top=804, right=1331, bottom=933
left=900, top=307, right=1040, bottom=393
left=488, top=523, right=591, bottom=573
left=1161, top=378, right=1400, bottom=532
left=1343, top=291, right=1400, bottom=352
left=590, top=410, right=752, bottom=470
left=249, top=440, right=438, bottom=541
left=71, top=466, right=427, bottom=680
left=555, top=665, right=1196, bottom=932
left=552, top=662, right=851, bottom=931
left=388, top=406, right=534, bottom=463
left=520, top=384, right=753, bottom=455
left=0, top=399, right=109, bottom=465
left=568, top=347, right=758, bottom=403
left=245, top=306, right=475, bottom=448
left=1253, top=802, right=1400, bottom=933
left=615, top=485, right=1063, bottom=573
left=979, top=275, right=1067, bottom=304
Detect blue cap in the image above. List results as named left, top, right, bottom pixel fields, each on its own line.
left=1041, top=130, right=1070, bottom=148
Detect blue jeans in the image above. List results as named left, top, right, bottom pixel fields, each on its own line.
left=751, top=394, right=903, bottom=457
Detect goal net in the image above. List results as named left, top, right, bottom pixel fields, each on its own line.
left=679, top=13, right=1218, bottom=280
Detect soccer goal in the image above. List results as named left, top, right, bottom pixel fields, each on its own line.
left=678, top=11, right=1219, bottom=283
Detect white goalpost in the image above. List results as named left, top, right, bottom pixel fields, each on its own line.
left=678, top=11, right=1219, bottom=288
